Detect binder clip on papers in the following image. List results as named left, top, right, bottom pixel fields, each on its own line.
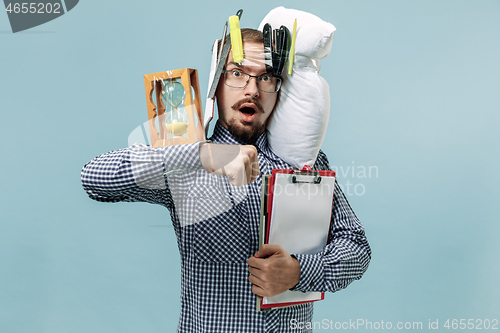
left=291, top=166, right=321, bottom=184
left=204, top=9, right=293, bottom=136
left=263, top=23, right=292, bottom=77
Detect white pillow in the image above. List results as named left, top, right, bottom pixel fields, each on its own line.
left=258, top=7, right=336, bottom=169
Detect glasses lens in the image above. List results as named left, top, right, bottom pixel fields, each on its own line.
left=257, top=74, right=280, bottom=93
left=224, top=70, right=247, bottom=88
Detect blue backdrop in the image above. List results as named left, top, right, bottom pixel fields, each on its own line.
left=1, top=1, right=499, bottom=332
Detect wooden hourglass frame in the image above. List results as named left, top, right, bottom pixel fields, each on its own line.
left=144, top=68, right=205, bottom=147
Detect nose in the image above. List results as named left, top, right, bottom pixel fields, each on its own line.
left=244, top=77, right=260, bottom=98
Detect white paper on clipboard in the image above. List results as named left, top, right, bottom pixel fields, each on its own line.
left=263, top=172, right=335, bottom=306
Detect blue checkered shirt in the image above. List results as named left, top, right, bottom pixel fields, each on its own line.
left=81, top=122, right=371, bottom=333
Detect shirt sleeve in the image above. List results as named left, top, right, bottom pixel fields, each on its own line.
left=290, top=151, right=371, bottom=293
left=81, top=142, right=205, bottom=208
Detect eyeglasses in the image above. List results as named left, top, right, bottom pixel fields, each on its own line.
left=222, top=69, right=282, bottom=93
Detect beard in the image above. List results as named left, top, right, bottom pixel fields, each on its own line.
left=226, top=118, right=266, bottom=144
left=225, top=97, right=266, bottom=144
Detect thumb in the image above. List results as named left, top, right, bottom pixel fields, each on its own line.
left=255, top=244, right=282, bottom=258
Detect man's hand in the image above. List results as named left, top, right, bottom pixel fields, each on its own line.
left=199, top=143, right=259, bottom=186
left=247, top=244, right=300, bottom=297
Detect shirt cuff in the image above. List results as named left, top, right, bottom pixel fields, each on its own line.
left=290, top=253, right=325, bottom=293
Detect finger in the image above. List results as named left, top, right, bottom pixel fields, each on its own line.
left=247, top=256, right=257, bottom=267
left=250, top=147, right=259, bottom=183
left=242, top=146, right=258, bottom=185
left=248, top=266, right=261, bottom=277
left=248, top=272, right=264, bottom=286
left=251, top=284, right=266, bottom=297
left=249, top=159, right=259, bottom=184
left=238, top=151, right=249, bottom=186
left=247, top=256, right=263, bottom=269
left=249, top=276, right=271, bottom=297
left=255, top=244, right=282, bottom=258
left=249, top=269, right=270, bottom=285
left=244, top=154, right=252, bottom=186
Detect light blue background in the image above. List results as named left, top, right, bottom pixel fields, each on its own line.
left=1, top=1, right=499, bottom=332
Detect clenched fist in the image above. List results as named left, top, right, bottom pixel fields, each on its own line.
left=199, top=143, right=260, bottom=186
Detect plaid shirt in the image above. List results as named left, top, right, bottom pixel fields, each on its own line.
left=81, top=122, right=371, bottom=333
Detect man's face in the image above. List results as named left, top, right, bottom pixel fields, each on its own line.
left=216, top=41, right=278, bottom=144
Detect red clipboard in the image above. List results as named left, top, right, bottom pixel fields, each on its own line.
left=257, top=166, right=336, bottom=311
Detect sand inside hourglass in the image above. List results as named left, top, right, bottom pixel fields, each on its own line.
left=166, top=121, right=189, bottom=136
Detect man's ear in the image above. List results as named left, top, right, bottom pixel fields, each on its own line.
left=214, top=92, right=227, bottom=129
left=215, top=73, right=225, bottom=100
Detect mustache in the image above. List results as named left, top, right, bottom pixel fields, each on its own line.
left=231, top=97, right=265, bottom=113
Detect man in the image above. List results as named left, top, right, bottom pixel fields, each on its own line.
left=82, top=28, right=370, bottom=333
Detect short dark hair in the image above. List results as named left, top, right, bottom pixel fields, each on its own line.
left=217, top=28, right=263, bottom=54
left=240, top=28, right=263, bottom=44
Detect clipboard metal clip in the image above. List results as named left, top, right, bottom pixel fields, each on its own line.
left=291, top=166, right=322, bottom=184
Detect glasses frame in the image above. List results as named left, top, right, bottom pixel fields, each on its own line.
left=221, top=69, right=282, bottom=93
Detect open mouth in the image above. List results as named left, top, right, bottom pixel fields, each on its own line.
left=240, top=107, right=256, bottom=116
left=238, top=105, right=258, bottom=122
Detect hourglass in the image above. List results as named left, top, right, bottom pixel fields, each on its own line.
left=162, top=79, right=189, bottom=137
left=143, top=68, right=205, bottom=147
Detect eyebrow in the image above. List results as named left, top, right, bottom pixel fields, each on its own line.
left=226, top=62, right=269, bottom=76
left=226, top=61, right=246, bottom=69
